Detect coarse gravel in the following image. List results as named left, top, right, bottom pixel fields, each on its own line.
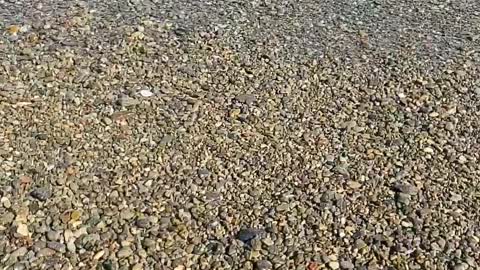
left=1, top=0, right=480, bottom=270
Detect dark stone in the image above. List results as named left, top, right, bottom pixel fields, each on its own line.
left=392, top=182, right=417, bottom=195
left=102, top=261, right=113, bottom=270
left=206, top=240, right=225, bottom=255
left=31, top=188, right=51, bottom=201
left=135, top=218, right=150, bottom=228
left=236, top=228, right=264, bottom=245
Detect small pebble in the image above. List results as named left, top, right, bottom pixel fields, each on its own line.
left=255, top=260, right=273, bottom=270
left=117, top=246, right=133, bottom=258
left=139, top=89, right=154, bottom=97
left=30, top=188, right=51, bottom=201
left=47, top=241, right=66, bottom=253
left=340, top=260, right=354, bottom=269
left=132, top=263, right=144, bottom=270
left=94, top=250, right=106, bottom=260
left=329, top=261, right=340, bottom=269
left=1, top=197, right=11, bottom=208
left=393, top=183, right=417, bottom=195
left=11, top=247, right=28, bottom=258
left=117, top=96, right=140, bottom=107
left=262, top=238, right=274, bottom=246
left=424, top=147, right=434, bottom=153
left=136, top=218, right=150, bottom=228
left=16, top=223, right=29, bottom=237
left=454, top=263, right=469, bottom=270
left=47, top=230, right=61, bottom=241
left=347, top=181, right=362, bottom=189
left=237, top=228, right=264, bottom=244
left=37, top=248, right=55, bottom=257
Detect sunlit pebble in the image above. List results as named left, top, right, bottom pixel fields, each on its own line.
left=139, top=90, right=154, bottom=97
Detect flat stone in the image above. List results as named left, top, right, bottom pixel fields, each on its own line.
left=16, top=223, right=29, bottom=237
left=392, top=182, right=417, bottom=195
left=334, top=165, right=349, bottom=176
left=117, top=96, right=140, bottom=107
left=37, top=248, right=55, bottom=257
left=0, top=212, right=15, bottom=225
left=47, top=230, right=61, bottom=241
left=198, top=168, right=211, bottom=178
left=117, top=246, right=133, bottom=258
left=423, top=147, right=434, bottom=153
left=237, top=228, right=264, bottom=244
left=235, top=93, right=256, bottom=105
left=94, top=250, right=106, bottom=260
left=47, top=241, right=66, bottom=253
left=132, top=263, right=143, bottom=270
left=12, top=262, right=27, bottom=270
left=329, top=261, right=340, bottom=269
left=64, top=229, right=74, bottom=242
left=30, top=188, right=51, bottom=201
left=347, top=181, right=362, bottom=189
left=1, top=197, right=11, bottom=208
left=160, top=134, right=174, bottom=146
left=136, top=218, right=150, bottom=228
left=142, top=238, right=156, bottom=248
left=453, top=263, right=469, bottom=270
left=340, top=260, right=354, bottom=269
left=67, top=239, right=76, bottom=253
left=395, top=192, right=411, bottom=205
left=11, top=247, right=28, bottom=258
left=451, top=193, right=463, bottom=202
left=262, top=238, right=274, bottom=246
left=276, top=203, right=290, bottom=212
left=120, top=209, right=135, bottom=220
left=255, top=260, right=273, bottom=270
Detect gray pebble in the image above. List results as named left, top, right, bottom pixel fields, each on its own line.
left=454, top=263, right=469, bottom=270
left=392, top=182, right=417, bottom=195
left=198, top=168, right=211, bottom=178
left=117, top=246, right=133, bottom=258
left=37, top=248, right=55, bottom=257
left=12, top=262, right=27, bottom=270
left=329, top=261, right=340, bottom=269
left=47, top=241, right=66, bottom=253
left=395, top=192, right=411, bottom=205
left=206, top=240, right=225, bottom=255
left=135, top=218, right=150, bottom=228
left=237, top=228, right=264, bottom=244
left=30, top=188, right=51, bottom=201
left=255, top=260, right=273, bottom=270
left=340, top=260, right=355, bottom=269
left=120, top=209, right=135, bottom=220
left=276, top=203, right=290, bottom=212
left=11, top=246, right=28, bottom=258
left=159, top=217, right=171, bottom=229
left=235, top=93, right=256, bottom=105
left=142, top=238, right=156, bottom=248
left=334, top=165, right=349, bottom=176
left=159, top=134, right=174, bottom=146
left=445, top=122, right=455, bottom=131
left=117, top=96, right=140, bottom=107
left=67, top=240, right=76, bottom=253
left=0, top=212, right=15, bottom=225
left=46, top=230, right=61, bottom=241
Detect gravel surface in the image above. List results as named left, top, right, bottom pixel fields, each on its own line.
left=1, top=0, right=480, bottom=269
